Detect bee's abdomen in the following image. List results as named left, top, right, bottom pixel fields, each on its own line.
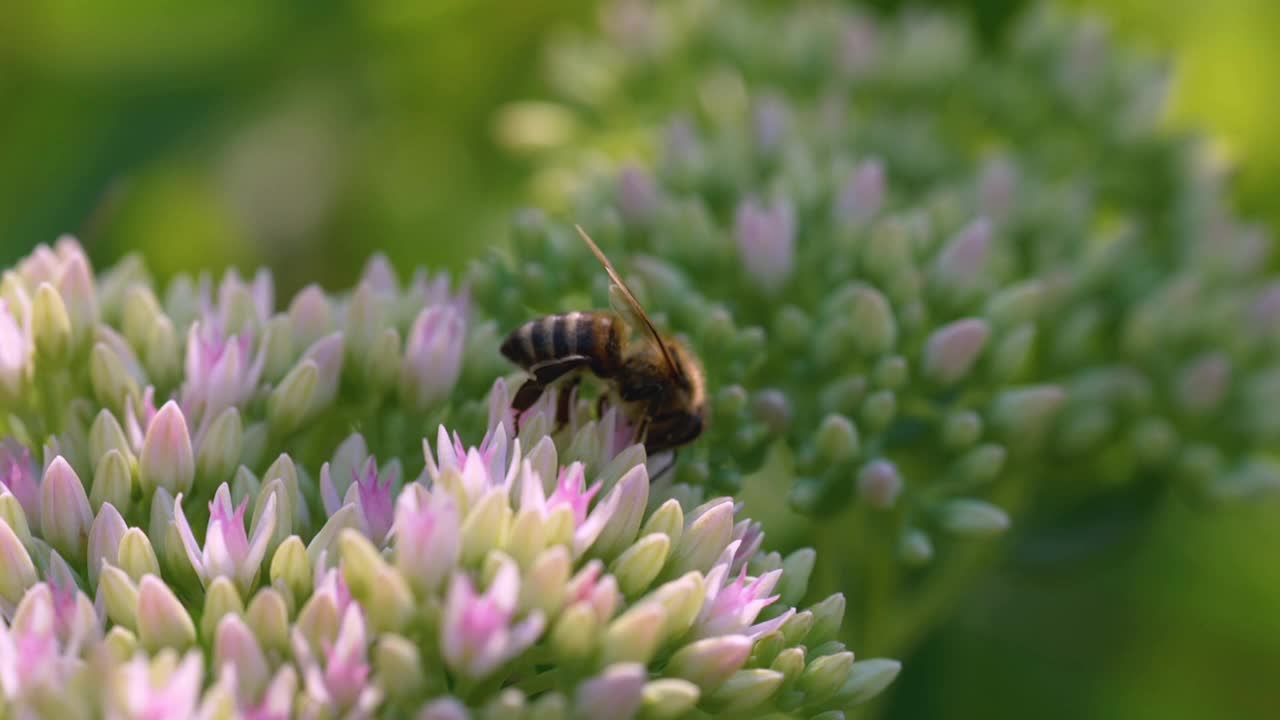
left=501, top=312, right=621, bottom=375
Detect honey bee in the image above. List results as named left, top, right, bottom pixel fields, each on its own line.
left=501, top=226, right=707, bottom=455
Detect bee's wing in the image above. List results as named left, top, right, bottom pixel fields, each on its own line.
left=576, top=224, right=682, bottom=379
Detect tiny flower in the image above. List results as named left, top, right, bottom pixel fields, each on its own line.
left=360, top=254, right=398, bottom=296
left=394, top=486, right=461, bottom=595
left=857, top=460, right=904, bottom=510
left=139, top=401, right=196, bottom=497
left=92, top=450, right=133, bottom=517
left=409, top=268, right=467, bottom=315
left=30, top=282, right=72, bottom=365
left=938, top=498, right=1011, bottom=537
left=752, top=93, right=790, bottom=155
left=0, top=584, right=75, bottom=700
left=735, top=198, right=796, bottom=294
left=245, top=666, right=298, bottom=720
left=575, top=663, right=647, bottom=720
left=933, top=217, right=992, bottom=293
left=136, top=575, right=197, bottom=651
left=1177, top=352, right=1231, bottom=414
left=300, top=332, right=345, bottom=411
left=815, top=414, right=859, bottom=464
left=267, top=359, right=319, bottom=435
left=729, top=518, right=765, bottom=576
left=664, top=634, right=753, bottom=695
left=839, top=13, right=880, bottom=74
left=591, top=463, right=650, bottom=560
left=88, top=503, right=128, bottom=587
left=519, top=461, right=620, bottom=557
left=564, top=560, right=621, bottom=623
left=322, top=457, right=396, bottom=544
left=54, top=244, right=97, bottom=351
left=616, top=165, right=661, bottom=227
left=670, top=499, right=735, bottom=576
left=0, top=440, right=39, bottom=530
left=287, top=284, right=335, bottom=349
left=991, top=385, right=1066, bottom=447
left=800, top=650, right=855, bottom=702
left=0, top=298, right=31, bottom=399
left=202, top=268, right=274, bottom=337
left=39, top=457, right=93, bottom=564
left=923, top=318, right=991, bottom=385
left=117, top=650, right=203, bottom=719
left=834, top=158, right=886, bottom=225
left=118, top=528, right=162, bottom=582
left=693, top=563, right=792, bottom=640
left=424, top=422, right=514, bottom=508
left=399, top=305, right=466, bottom=411
left=174, top=483, right=278, bottom=594
left=180, top=322, right=265, bottom=427
left=124, top=386, right=158, bottom=454
left=979, top=155, right=1019, bottom=221
left=194, top=407, right=244, bottom=489
left=440, top=557, right=545, bottom=679
left=839, top=659, right=903, bottom=706
left=295, top=604, right=381, bottom=714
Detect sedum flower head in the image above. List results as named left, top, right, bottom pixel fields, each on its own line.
left=0, top=222, right=894, bottom=717
left=469, top=0, right=1280, bottom=657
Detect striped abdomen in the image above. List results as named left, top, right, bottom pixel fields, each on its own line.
left=501, top=311, right=623, bottom=377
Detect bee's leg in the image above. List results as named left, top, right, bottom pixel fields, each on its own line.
left=556, top=376, right=581, bottom=427
left=512, top=380, right=546, bottom=413
left=635, top=415, right=651, bottom=448
left=512, top=356, right=592, bottom=430
left=530, top=356, right=590, bottom=386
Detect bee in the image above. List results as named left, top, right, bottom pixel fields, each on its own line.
left=501, top=226, right=707, bottom=455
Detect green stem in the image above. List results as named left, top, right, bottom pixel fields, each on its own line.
left=880, top=467, right=1034, bottom=658
left=511, top=668, right=561, bottom=696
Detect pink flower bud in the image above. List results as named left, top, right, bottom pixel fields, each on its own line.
left=400, top=306, right=465, bottom=411
left=616, top=165, right=660, bottom=227
left=394, top=486, right=460, bottom=595
left=735, top=199, right=796, bottom=294
left=0, top=440, right=39, bottom=531
left=934, top=217, right=992, bottom=291
left=575, top=663, right=646, bottom=720
left=752, top=94, right=790, bottom=155
left=118, top=650, right=203, bottom=718
left=39, top=457, right=93, bottom=565
left=139, top=401, right=195, bottom=496
left=857, top=460, right=904, bottom=510
left=834, top=159, right=886, bottom=226
left=0, top=299, right=31, bottom=398
left=924, top=318, right=991, bottom=385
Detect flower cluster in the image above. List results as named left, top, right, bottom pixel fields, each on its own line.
left=0, top=238, right=895, bottom=717
left=473, top=0, right=1280, bottom=653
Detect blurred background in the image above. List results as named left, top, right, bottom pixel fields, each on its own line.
left=2, top=0, right=1277, bottom=717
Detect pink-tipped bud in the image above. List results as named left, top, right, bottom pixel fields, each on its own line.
left=139, top=401, right=195, bottom=497
left=924, top=318, right=991, bottom=385
left=399, top=305, right=465, bottom=411
left=735, top=199, right=796, bottom=294
left=39, top=456, right=94, bottom=565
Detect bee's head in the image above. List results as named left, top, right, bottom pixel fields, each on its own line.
left=641, top=337, right=707, bottom=453
left=667, top=337, right=707, bottom=416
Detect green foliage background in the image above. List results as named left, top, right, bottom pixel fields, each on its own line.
left=2, top=0, right=1277, bottom=716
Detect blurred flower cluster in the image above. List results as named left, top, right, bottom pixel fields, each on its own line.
left=0, top=237, right=895, bottom=717
left=477, top=0, right=1280, bottom=652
